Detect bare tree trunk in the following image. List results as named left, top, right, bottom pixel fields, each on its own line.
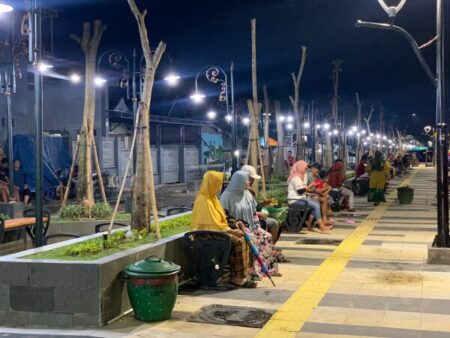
left=325, top=132, right=333, bottom=168
left=331, top=59, right=343, bottom=166
left=263, top=85, right=271, bottom=179
left=355, top=92, right=363, bottom=161
left=70, top=21, right=107, bottom=210
left=128, top=0, right=166, bottom=237
left=249, top=19, right=265, bottom=197
left=289, top=46, right=307, bottom=161
left=273, top=101, right=285, bottom=178
left=364, top=105, right=375, bottom=156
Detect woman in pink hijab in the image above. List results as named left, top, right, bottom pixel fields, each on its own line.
left=287, top=160, right=332, bottom=233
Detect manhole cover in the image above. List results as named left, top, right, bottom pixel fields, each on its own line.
left=188, top=304, right=273, bottom=328
left=297, top=238, right=343, bottom=246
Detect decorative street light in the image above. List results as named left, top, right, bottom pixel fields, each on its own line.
left=356, top=0, right=449, bottom=247
left=69, top=73, right=81, bottom=84
left=192, top=64, right=237, bottom=173
left=0, top=3, right=13, bottom=14
left=206, top=110, right=217, bottom=120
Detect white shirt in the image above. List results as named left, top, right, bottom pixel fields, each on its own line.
left=287, top=176, right=307, bottom=204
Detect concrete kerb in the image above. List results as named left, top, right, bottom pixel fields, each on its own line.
left=428, top=245, right=450, bottom=265
left=0, top=211, right=191, bottom=328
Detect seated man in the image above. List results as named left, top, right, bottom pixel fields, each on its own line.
left=13, top=160, right=31, bottom=208
left=328, top=159, right=355, bottom=212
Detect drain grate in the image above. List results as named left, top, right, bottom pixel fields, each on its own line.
left=297, top=238, right=343, bottom=246
left=188, top=304, right=274, bottom=328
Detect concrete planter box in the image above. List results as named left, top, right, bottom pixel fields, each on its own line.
left=0, top=212, right=190, bottom=328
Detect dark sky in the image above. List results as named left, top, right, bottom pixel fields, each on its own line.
left=8, top=0, right=445, bottom=136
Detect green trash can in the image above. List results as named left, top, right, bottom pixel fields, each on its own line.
left=123, top=256, right=181, bottom=322
left=397, top=186, right=414, bottom=205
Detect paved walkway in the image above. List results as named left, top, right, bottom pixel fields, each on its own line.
left=1, top=166, right=448, bottom=338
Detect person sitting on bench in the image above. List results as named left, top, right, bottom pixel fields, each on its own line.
left=241, top=165, right=281, bottom=244
left=288, top=160, right=333, bottom=233
left=0, top=159, right=10, bottom=203
left=190, top=171, right=256, bottom=288
left=328, top=160, right=355, bottom=212
left=220, top=171, right=281, bottom=279
left=13, top=160, right=31, bottom=208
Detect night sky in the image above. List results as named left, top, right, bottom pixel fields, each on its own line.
left=7, top=0, right=445, bottom=137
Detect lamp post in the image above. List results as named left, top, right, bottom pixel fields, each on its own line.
left=356, top=0, right=448, bottom=247
left=0, top=3, right=16, bottom=196
left=29, top=0, right=44, bottom=247
left=191, top=64, right=237, bottom=173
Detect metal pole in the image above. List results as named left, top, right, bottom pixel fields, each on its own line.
left=33, top=0, right=43, bottom=247
left=6, top=92, right=14, bottom=195
left=435, top=0, right=449, bottom=247
left=230, top=62, right=237, bottom=174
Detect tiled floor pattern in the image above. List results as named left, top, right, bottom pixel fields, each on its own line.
left=1, top=166, right=446, bottom=338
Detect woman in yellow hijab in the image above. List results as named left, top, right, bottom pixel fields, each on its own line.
left=191, top=171, right=255, bottom=287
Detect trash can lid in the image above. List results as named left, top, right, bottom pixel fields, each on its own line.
left=124, top=256, right=181, bottom=278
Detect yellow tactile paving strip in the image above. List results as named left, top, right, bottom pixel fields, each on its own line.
left=256, top=170, right=419, bottom=338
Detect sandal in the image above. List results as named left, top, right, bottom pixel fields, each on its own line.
left=241, top=280, right=258, bottom=288
left=276, top=254, right=291, bottom=263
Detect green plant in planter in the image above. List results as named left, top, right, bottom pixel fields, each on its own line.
left=25, top=214, right=192, bottom=260
left=0, top=213, right=10, bottom=220
left=59, top=204, right=84, bottom=219
left=59, top=202, right=113, bottom=220
left=91, top=202, right=113, bottom=219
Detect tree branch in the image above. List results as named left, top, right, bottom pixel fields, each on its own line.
left=70, top=33, right=82, bottom=46
left=128, top=0, right=153, bottom=66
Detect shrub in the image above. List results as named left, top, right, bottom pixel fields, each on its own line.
left=91, top=202, right=113, bottom=219
left=0, top=213, right=10, bottom=220
left=59, top=202, right=113, bottom=220
left=59, top=204, right=83, bottom=219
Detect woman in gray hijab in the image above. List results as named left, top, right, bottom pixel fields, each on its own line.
left=220, top=171, right=279, bottom=278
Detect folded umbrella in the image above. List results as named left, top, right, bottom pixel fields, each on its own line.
left=237, top=222, right=276, bottom=287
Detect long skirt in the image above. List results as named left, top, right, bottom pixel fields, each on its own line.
left=249, top=226, right=279, bottom=277
left=228, top=233, right=252, bottom=282
left=368, top=170, right=387, bottom=203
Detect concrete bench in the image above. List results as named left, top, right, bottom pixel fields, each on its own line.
left=0, top=209, right=51, bottom=243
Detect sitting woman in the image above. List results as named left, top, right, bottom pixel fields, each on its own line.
left=190, top=171, right=255, bottom=288
left=220, top=170, right=280, bottom=278
left=288, top=160, right=333, bottom=233
left=307, top=163, right=334, bottom=223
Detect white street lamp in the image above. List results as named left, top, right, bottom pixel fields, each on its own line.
left=323, top=123, right=330, bottom=130
left=242, top=117, right=250, bottom=125
left=361, top=130, right=367, bottom=135
left=94, top=76, right=107, bottom=87
left=190, top=91, right=205, bottom=104
left=286, top=123, right=294, bottom=130
left=278, top=115, right=286, bottom=122
left=206, top=110, right=217, bottom=120
left=303, top=121, right=311, bottom=128
left=38, top=62, right=53, bottom=73
left=164, top=73, right=181, bottom=87
left=69, top=73, right=81, bottom=84
left=0, top=3, right=13, bottom=14
left=225, top=114, right=232, bottom=122
left=286, top=115, right=294, bottom=123
left=333, top=129, right=339, bottom=135
left=351, top=125, right=358, bottom=132
left=316, top=124, right=321, bottom=129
